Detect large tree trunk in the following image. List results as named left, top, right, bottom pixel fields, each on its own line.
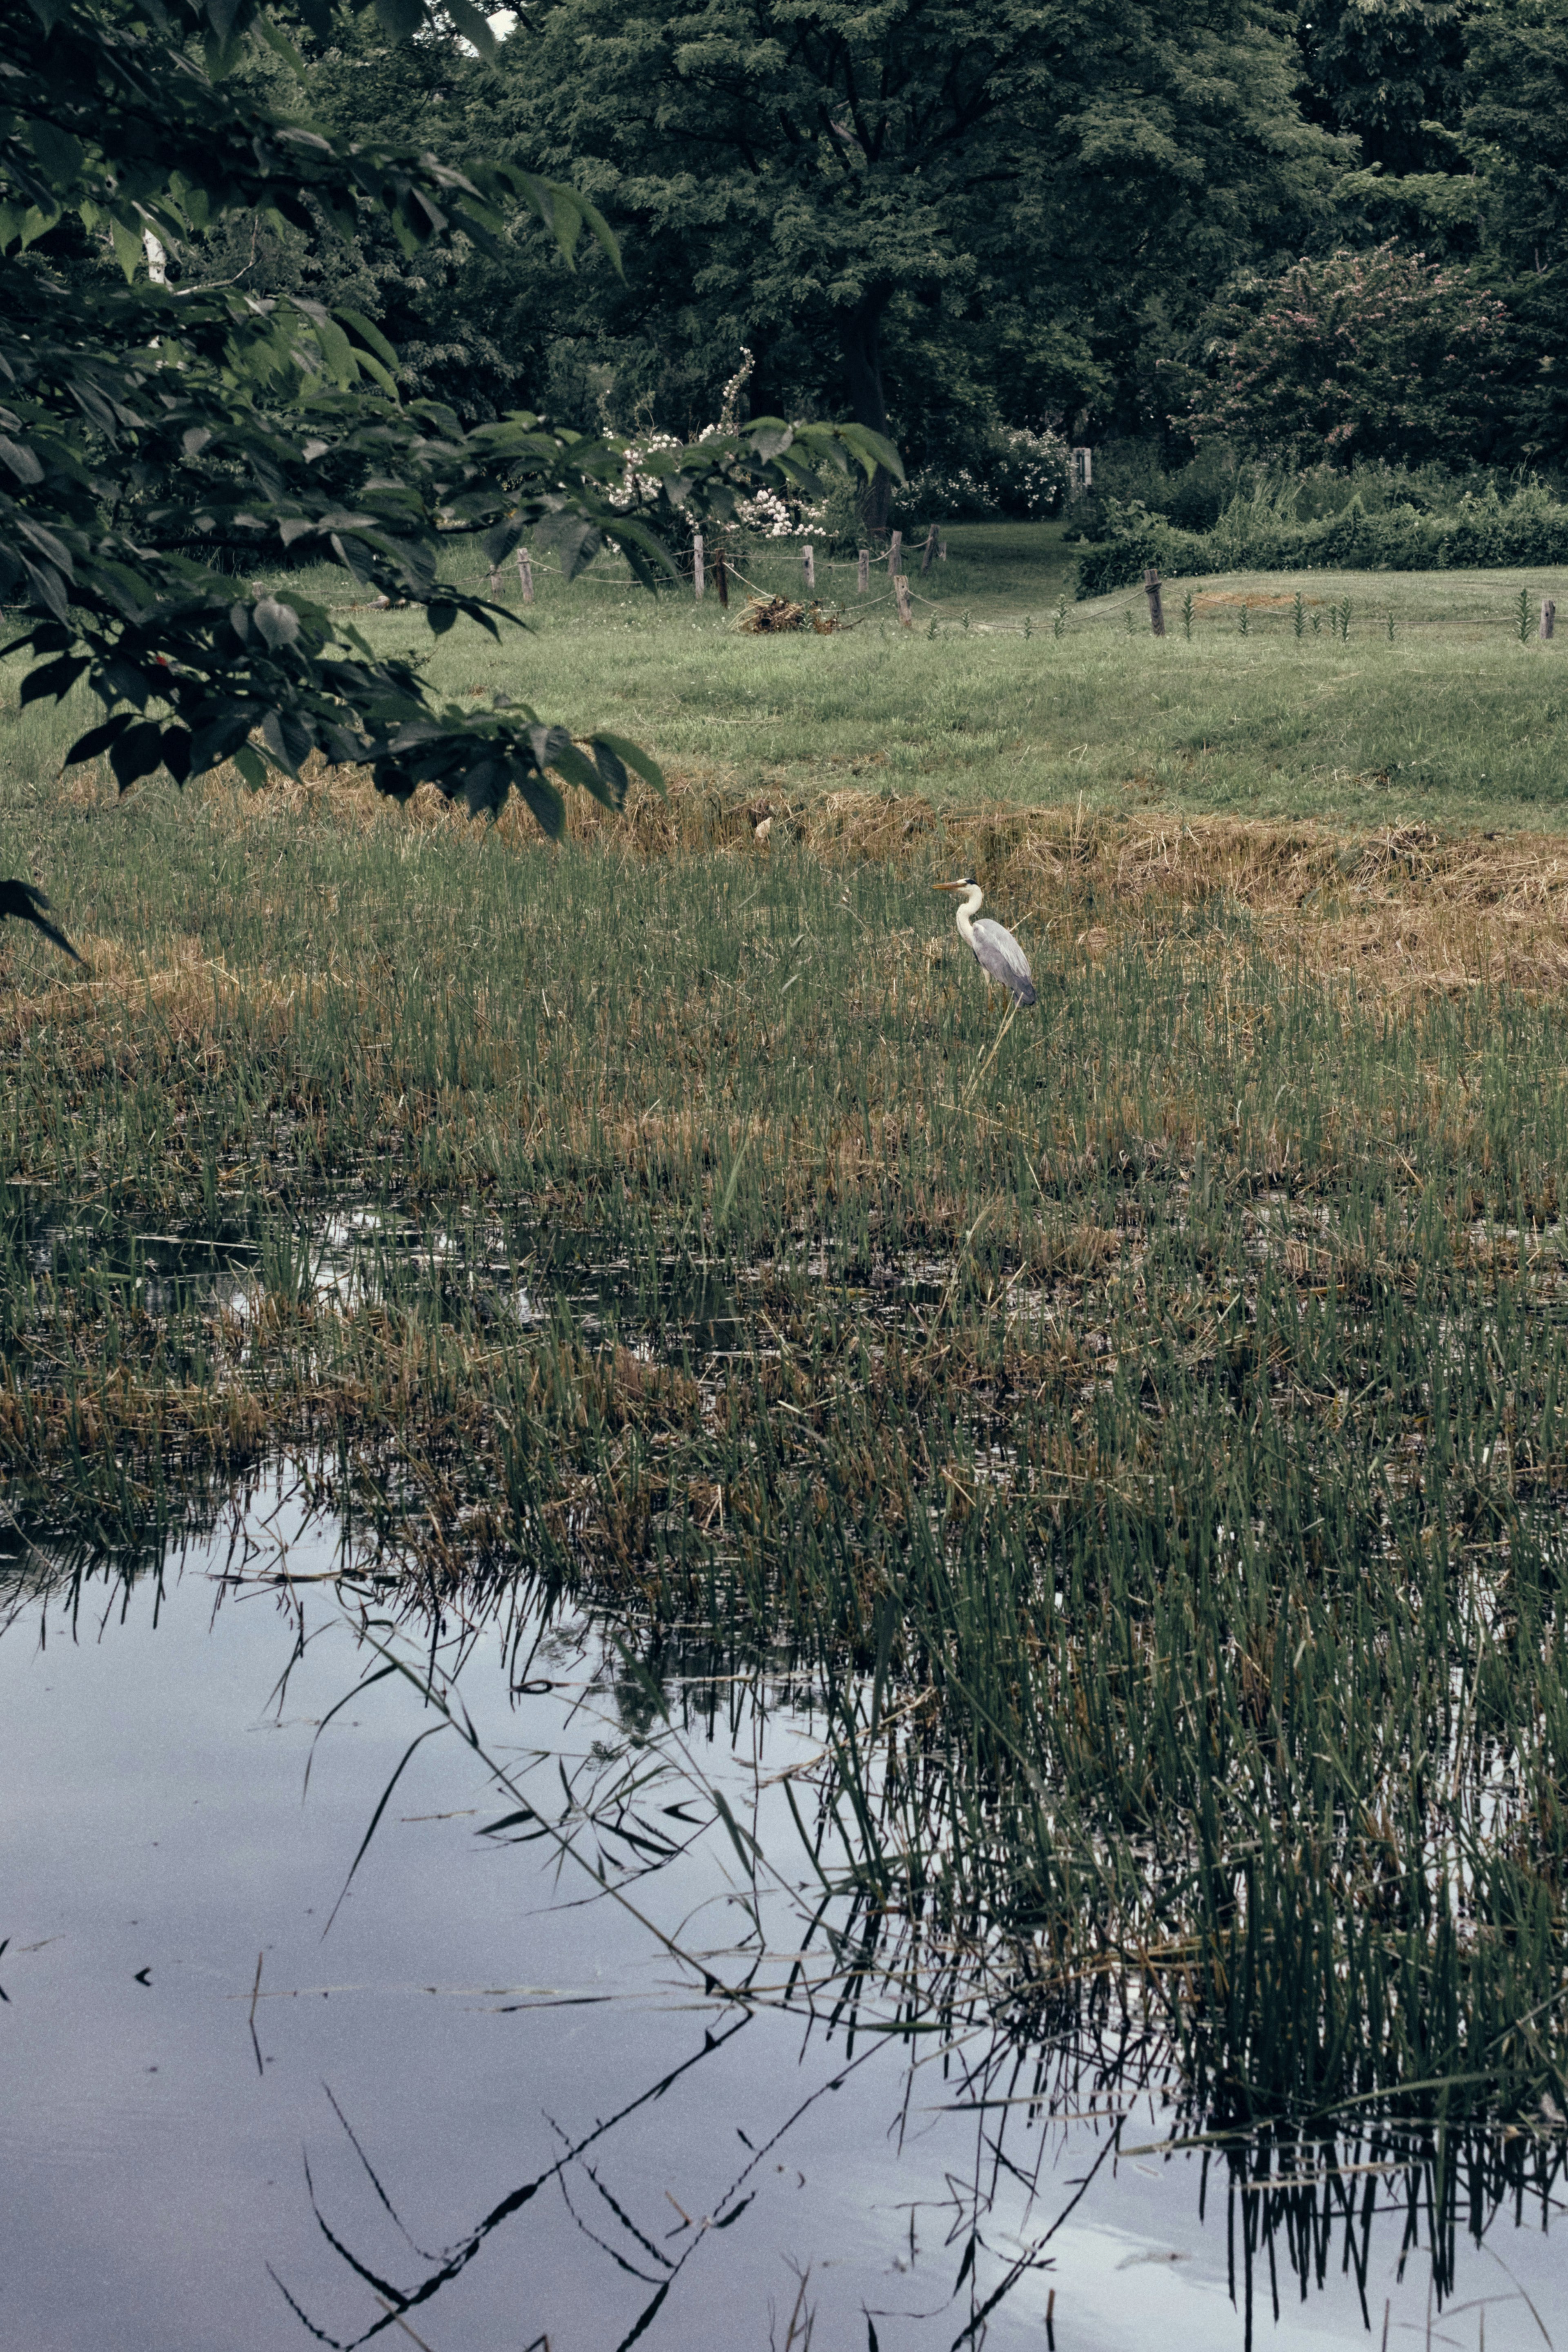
left=839, top=286, right=896, bottom=537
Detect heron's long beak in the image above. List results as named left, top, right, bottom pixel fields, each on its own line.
left=932, top=881, right=965, bottom=893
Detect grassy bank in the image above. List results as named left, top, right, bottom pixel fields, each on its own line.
left=9, top=529, right=1568, bottom=832
left=4, top=545, right=1568, bottom=2194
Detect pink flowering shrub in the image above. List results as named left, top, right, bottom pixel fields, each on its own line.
left=1195, top=244, right=1509, bottom=466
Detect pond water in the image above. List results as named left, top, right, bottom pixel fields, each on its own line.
left=0, top=1470, right=1562, bottom=2352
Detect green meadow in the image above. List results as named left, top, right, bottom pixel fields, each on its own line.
left=5, top=524, right=1568, bottom=2241
left=257, top=521, right=1568, bottom=829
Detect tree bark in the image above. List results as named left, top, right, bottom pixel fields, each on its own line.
left=839, top=286, right=895, bottom=537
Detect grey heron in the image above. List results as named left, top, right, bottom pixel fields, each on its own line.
left=933, top=877, right=1036, bottom=1006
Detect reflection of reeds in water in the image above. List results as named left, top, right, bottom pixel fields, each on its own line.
left=4, top=773, right=1568, bottom=2322
left=247, top=1602, right=1567, bottom=2348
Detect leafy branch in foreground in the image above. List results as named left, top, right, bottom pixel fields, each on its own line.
left=0, top=0, right=900, bottom=872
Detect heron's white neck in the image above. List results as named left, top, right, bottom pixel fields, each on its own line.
left=953, top=882, right=984, bottom=943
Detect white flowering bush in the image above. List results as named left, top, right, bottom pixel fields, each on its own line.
left=991, top=425, right=1071, bottom=515
left=606, top=349, right=826, bottom=538
left=901, top=425, right=1070, bottom=520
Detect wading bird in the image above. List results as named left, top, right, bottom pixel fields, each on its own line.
left=933, top=876, right=1036, bottom=1006
left=0, top=880, right=86, bottom=965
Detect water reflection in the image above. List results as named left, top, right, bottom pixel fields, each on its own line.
left=0, top=1183, right=964, bottom=1356
left=0, top=1470, right=1563, bottom=2350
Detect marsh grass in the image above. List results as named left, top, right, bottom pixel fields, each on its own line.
left=6, top=544, right=1568, bottom=2245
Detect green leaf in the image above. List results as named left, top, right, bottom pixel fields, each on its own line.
left=19, top=653, right=87, bottom=704
left=65, top=716, right=132, bottom=769
left=311, top=314, right=357, bottom=385
left=109, top=216, right=143, bottom=282
left=0, top=436, right=44, bottom=486
left=110, top=720, right=168, bottom=791
left=542, top=515, right=601, bottom=582
left=204, top=0, right=252, bottom=42
left=232, top=742, right=267, bottom=792
left=482, top=517, right=525, bottom=567
left=252, top=596, right=300, bottom=649
left=372, top=0, right=425, bottom=42
left=19, top=205, right=62, bottom=252
left=350, top=346, right=398, bottom=397
left=542, top=737, right=603, bottom=796
left=591, top=731, right=665, bottom=796
left=588, top=737, right=627, bottom=808
left=27, top=121, right=84, bottom=185
left=442, top=0, right=498, bottom=61
left=836, top=424, right=905, bottom=482
left=512, top=770, right=566, bottom=840
left=336, top=309, right=399, bottom=370
left=249, top=11, right=307, bottom=74
left=160, top=726, right=192, bottom=784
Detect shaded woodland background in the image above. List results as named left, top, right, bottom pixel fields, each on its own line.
left=51, top=0, right=1564, bottom=533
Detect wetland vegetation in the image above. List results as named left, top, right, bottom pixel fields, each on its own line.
left=6, top=539, right=1568, bottom=2337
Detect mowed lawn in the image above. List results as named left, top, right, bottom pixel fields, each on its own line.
left=5, top=522, right=1568, bottom=835
left=284, top=523, right=1568, bottom=833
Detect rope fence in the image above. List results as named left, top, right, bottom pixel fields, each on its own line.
left=319, top=537, right=1563, bottom=647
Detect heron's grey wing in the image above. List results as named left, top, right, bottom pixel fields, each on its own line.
left=971, top=918, right=1037, bottom=1005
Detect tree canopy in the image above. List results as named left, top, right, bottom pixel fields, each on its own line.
left=491, top=0, right=1340, bottom=515
left=0, top=0, right=895, bottom=849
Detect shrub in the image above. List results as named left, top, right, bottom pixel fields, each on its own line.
left=897, top=424, right=1070, bottom=524
left=1075, top=477, right=1568, bottom=596
left=1194, top=244, right=1510, bottom=468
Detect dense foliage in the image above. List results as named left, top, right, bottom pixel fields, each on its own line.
left=481, top=0, right=1335, bottom=524
left=228, top=0, right=1568, bottom=491
left=1195, top=243, right=1510, bottom=465
left=1076, top=475, right=1568, bottom=595
left=0, top=0, right=894, bottom=840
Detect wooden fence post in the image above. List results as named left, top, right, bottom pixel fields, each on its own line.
left=488, top=566, right=503, bottom=599
left=803, top=543, right=815, bottom=593
left=939, top=536, right=948, bottom=562
left=857, top=548, right=870, bottom=594
left=693, top=533, right=704, bottom=600
left=893, top=573, right=912, bottom=628
left=921, top=524, right=938, bottom=575
left=1542, top=596, right=1556, bottom=641
left=714, top=548, right=728, bottom=609
left=516, top=547, right=534, bottom=605
left=888, top=529, right=902, bottom=576
left=1144, top=566, right=1166, bottom=638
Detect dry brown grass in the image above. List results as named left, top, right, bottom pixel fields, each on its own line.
left=137, top=755, right=1568, bottom=1010
left=563, top=780, right=1568, bottom=1005
left=0, top=921, right=370, bottom=1052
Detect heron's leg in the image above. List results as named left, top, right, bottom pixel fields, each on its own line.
left=962, top=994, right=1022, bottom=1106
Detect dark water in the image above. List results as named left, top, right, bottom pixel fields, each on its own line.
left=1, top=1474, right=1563, bottom=2352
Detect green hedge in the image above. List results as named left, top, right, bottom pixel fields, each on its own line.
left=1076, top=486, right=1568, bottom=597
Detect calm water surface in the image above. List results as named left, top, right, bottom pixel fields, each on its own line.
left=0, top=1472, right=1561, bottom=2352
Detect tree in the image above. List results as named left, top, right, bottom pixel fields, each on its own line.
left=1295, top=0, right=1470, bottom=182
left=1453, top=0, right=1568, bottom=464
left=493, top=0, right=1339, bottom=526
left=0, top=0, right=895, bottom=888
left=1193, top=241, right=1508, bottom=464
